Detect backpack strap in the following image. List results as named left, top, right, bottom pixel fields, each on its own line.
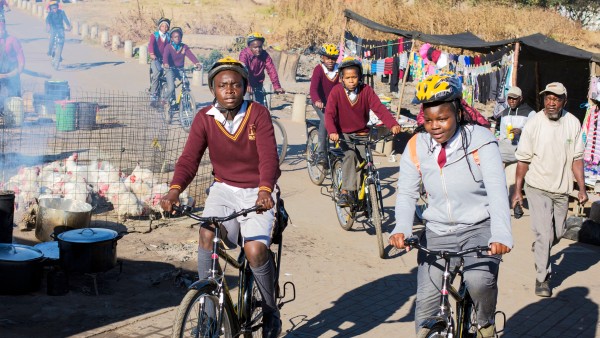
left=472, top=149, right=480, bottom=166
left=407, top=134, right=421, bottom=175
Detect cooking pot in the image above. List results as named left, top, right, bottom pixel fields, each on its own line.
left=57, top=228, right=122, bottom=273
left=0, top=244, right=45, bottom=295
left=34, top=241, right=60, bottom=263
left=35, top=198, right=92, bottom=242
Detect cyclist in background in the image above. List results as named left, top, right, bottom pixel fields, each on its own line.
left=160, top=57, right=282, bottom=338
left=309, top=43, right=339, bottom=164
left=161, top=27, right=201, bottom=109
left=239, top=32, right=285, bottom=106
left=324, top=57, right=401, bottom=207
left=389, top=74, right=512, bottom=337
left=0, top=20, right=24, bottom=97
left=45, top=1, right=71, bottom=62
left=148, top=17, right=170, bottom=105
left=0, top=0, right=11, bottom=17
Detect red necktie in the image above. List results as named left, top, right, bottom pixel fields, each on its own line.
left=437, top=142, right=447, bottom=168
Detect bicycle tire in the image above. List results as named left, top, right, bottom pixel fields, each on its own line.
left=172, top=285, right=238, bottom=338
left=242, top=278, right=264, bottom=338
left=369, top=183, right=385, bottom=259
left=271, top=118, right=287, bottom=165
left=306, top=128, right=326, bottom=185
left=417, top=323, right=449, bottom=338
left=332, top=160, right=355, bottom=230
left=179, top=91, right=197, bottom=132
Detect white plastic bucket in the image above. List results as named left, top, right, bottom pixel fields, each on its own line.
left=3, top=97, right=24, bottom=127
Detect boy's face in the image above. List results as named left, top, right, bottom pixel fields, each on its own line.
left=171, top=32, right=181, bottom=44
left=249, top=40, right=264, bottom=56
left=212, top=70, right=244, bottom=110
left=341, top=67, right=360, bottom=91
left=321, top=55, right=337, bottom=71
left=159, top=23, right=169, bottom=34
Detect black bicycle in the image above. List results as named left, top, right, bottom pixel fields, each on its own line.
left=171, top=203, right=295, bottom=338
left=404, top=236, right=505, bottom=338
left=49, top=30, right=67, bottom=70
left=329, top=130, right=393, bottom=259
left=162, top=66, right=197, bottom=132
left=305, top=118, right=328, bottom=185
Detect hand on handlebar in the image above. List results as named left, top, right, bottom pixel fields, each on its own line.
left=391, top=125, right=401, bottom=135
left=160, top=189, right=181, bottom=214
left=255, top=190, right=274, bottom=214
left=329, top=133, right=339, bottom=142
left=274, top=88, right=285, bottom=94
left=389, top=233, right=410, bottom=251
left=489, top=242, right=511, bottom=255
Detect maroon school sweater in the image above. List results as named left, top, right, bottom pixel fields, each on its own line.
left=309, top=64, right=339, bottom=105
left=162, top=43, right=200, bottom=68
left=171, top=102, right=280, bottom=192
left=324, top=84, right=399, bottom=135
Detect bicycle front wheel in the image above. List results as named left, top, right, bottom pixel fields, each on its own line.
left=306, top=127, right=326, bottom=185
left=417, top=323, right=450, bottom=338
left=272, top=118, right=287, bottom=165
left=179, top=91, right=197, bottom=132
left=243, top=278, right=264, bottom=338
left=332, top=160, right=355, bottom=230
left=369, top=183, right=385, bottom=259
left=172, top=285, right=237, bottom=338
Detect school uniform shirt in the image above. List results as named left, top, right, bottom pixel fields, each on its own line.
left=515, top=109, right=584, bottom=195
left=309, top=64, right=339, bottom=105
left=171, top=101, right=280, bottom=193
left=162, top=43, right=199, bottom=68
left=239, top=47, right=282, bottom=90
left=324, top=83, right=399, bottom=135
left=148, top=32, right=170, bottom=60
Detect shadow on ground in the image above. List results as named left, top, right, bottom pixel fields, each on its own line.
left=286, top=269, right=417, bottom=337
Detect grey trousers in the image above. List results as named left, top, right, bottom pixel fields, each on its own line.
left=524, top=184, right=569, bottom=282
left=498, top=140, right=517, bottom=164
left=415, top=221, right=500, bottom=332
left=340, top=133, right=367, bottom=191
left=312, top=104, right=328, bottom=155
left=150, top=59, right=163, bottom=95
left=165, top=68, right=182, bottom=103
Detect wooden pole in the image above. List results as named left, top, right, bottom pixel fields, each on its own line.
left=396, top=39, right=415, bottom=119
left=512, top=42, right=520, bottom=87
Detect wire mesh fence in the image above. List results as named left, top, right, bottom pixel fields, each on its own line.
left=0, top=86, right=211, bottom=231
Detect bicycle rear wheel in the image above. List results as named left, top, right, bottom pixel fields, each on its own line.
left=179, top=91, right=197, bottom=132
left=368, top=183, right=385, bottom=259
left=271, top=118, right=287, bottom=165
left=172, top=285, right=237, bottom=338
left=332, top=160, right=355, bottom=230
left=243, top=279, right=264, bottom=338
left=306, top=128, right=326, bottom=185
left=417, top=323, right=450, bottom=338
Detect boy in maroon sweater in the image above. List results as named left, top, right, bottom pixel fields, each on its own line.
left=160, top=57, right=282, bottom=338
left=325, top=57, right=401, bottom=206
left=148, top=17, right=170, bottom=102
left=309, top=43, right=340, bottom=162
left=162, top=27, right=201, bottom=107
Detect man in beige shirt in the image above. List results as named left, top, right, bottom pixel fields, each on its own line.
left=512, top=82, right=588, bottom=297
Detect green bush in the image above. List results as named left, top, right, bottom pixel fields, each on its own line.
left=198, top=50, right=224, bottom=71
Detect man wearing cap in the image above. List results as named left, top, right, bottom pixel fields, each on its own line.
left=494, top=86, right=535, bottom=163
left=512, top=82, right=588, bottom=297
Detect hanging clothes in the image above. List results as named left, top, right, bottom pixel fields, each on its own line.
left=390, top=56, right=400, bottom=93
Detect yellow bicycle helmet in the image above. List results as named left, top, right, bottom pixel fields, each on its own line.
left=247, top=32, right=265, bottom=45
left=207, top=56, right=249, bottom=91
left=318, top=43, right=340, bottom=58
left=414, top=74, right=462, bottom=104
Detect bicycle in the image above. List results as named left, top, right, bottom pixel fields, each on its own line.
left=49, top=31, right=66, bottom=71
left=171, top=203, right=295, bottom=338
left=329, top=129, right=393, bottom=259
left=163, top=66, right=197, bottom=133
left=305, top=118, right=328, bottom=185
left=247, top=90, right=289, bottom=165
left=404, top=236, right=505, bottom=338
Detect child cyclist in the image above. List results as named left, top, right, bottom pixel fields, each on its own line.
left=160, top=57, right=282, bottom=338
left=239, top=32, right=285, bottom=106
left=162, top=27, right=201, bottom=109
left=325, top=57, right=401, bottom=206
left=310, top=43, right=340, bottom=163
left=148, top=17, right=170, bottom=105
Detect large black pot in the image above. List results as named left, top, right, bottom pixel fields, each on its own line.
left=0, top=244, right=45, bottom=295
left=57, top=228, right=121, bottom=273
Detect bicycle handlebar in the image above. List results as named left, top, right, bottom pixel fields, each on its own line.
left=335, top=132, right=393, bottom=146
left=404, top=236, right=490, bottom=258
left=263, top=91, right=305, bottom=95
left=172, top=204, right=261, bottom=223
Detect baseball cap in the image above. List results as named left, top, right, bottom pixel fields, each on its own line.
left=507, top=87, right=522, bottom=98
left=540, top=82, right=567, bottom=97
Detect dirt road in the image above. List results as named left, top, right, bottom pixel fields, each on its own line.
left=2, top=4, right=600, bottom=338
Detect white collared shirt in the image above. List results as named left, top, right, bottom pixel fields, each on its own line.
left=206, top=101, right=249, bottom=134
left=347, top=88, right=358, bottom=102
left=321, top=63, right=338, bottom=80
left=432, top=128, right=461, bottom=162
left=158, top=31, right=167, bottom=41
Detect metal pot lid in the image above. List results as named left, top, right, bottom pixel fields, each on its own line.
left=0, top=244, right=44, bottom=262
left=57, top=228, right=118, bottom=243
left=34, top=241, right=59, bottom=260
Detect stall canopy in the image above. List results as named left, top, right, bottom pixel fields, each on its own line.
left=344, top=9, right=600, bottom=120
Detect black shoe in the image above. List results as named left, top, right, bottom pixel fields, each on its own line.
left=337, top=193, right=354, bottom=207
left=316, top=153, right=328, bottom=165
left=535, top=279, right=551, bottom=297
left=262, top=312, right=282, bottom=338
